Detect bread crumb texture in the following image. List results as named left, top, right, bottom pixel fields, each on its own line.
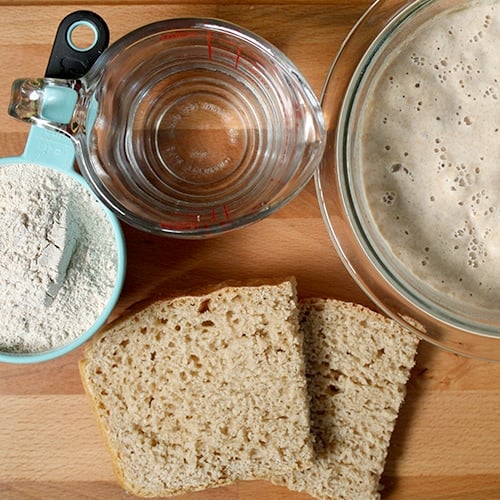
left=271, top=298, right=419, bottom=500
left=80, top=279, right=313, bottom=497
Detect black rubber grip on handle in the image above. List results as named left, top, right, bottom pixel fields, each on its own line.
left=44, top=10, right=109, bottom=79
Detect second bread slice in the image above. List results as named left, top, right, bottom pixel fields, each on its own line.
left=271, top=298, right=420, bottom=500
left=79, top=278, right=313, bottom=497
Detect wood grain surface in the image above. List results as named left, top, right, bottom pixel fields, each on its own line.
left=1, top=1, right=500, bottom=499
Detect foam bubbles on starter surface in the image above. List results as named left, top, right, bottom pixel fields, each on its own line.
left=360, top=0, right=499, bottom=310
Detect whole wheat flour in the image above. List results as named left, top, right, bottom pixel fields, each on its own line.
left=0, top=163, right=118, bottom=353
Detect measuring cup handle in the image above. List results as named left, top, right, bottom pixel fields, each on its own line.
left=45, top=10, right=109, bottom=79
left=8, top=77, right=81, bottom=138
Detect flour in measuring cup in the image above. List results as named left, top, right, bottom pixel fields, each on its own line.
left=0, top=163, right=118, bottom=353
left=359, top=0, right=500, bottom=311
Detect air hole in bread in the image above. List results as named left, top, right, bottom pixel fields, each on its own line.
left=119, top=339, right=129, bottom=348
left=256, top=328, right=269, bottom=338
left=198, top=299, right=211, bottom=313
left=189, top=354, right=202, bottom=368
left=327, top=384, right=339, bottom=395
left=201, top=320, right=215, bottom=327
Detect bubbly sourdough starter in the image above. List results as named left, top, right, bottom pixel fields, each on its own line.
left=359, top=0, right=499, bottom=312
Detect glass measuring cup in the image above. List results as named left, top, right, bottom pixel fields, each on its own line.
left=0, top=11, right=125, bottom=364
left=8, top=18, right=326, bottom=237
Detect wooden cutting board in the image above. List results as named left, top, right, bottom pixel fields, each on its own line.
left=1, top=1, right=499, bottom=499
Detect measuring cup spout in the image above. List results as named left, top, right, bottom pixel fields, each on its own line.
left=9, top=78, right=81, bottom=138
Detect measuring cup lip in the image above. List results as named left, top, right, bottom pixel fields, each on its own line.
left=85, top=17, right=307, bottom=84
left=0, top=160, right=127, bottom=364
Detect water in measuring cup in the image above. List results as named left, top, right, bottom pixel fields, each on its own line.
left=87, top=36, right=307, bottom=229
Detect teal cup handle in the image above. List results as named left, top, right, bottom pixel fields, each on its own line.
left=8, top=78, right=80, bottom=138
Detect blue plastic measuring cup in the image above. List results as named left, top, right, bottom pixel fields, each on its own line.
left=0, top=12, right=126, bottom=364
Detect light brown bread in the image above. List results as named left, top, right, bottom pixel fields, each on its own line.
left=270, top=298, right=419, bottom=500
left=79, top=278, right=313, bottom=497
left=271, top=299, right=418, bottom=500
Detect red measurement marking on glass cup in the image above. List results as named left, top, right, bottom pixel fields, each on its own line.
left=210, top=206, right=230, bottom=223
left=207, top=32, right=213, bottom=60
left=160, top=213, right=200, bottom=231
left=235, top=47, right=242, bottom=69
left=160, top=32, right=194, bottom=41
left=206, top=34, right=242, bottom=69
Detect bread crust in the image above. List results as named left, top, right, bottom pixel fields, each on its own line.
left=78, top=359, right=134, bottom=493
left=96, top=276, right=297, bottom=337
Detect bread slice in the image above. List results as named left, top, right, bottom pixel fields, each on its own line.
left=79, top=278, right=313, bottom=497
left=271, top=298, right=419, bottom=500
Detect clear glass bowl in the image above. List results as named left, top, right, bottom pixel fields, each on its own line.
left=317, top=0, right=500, bottom=361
